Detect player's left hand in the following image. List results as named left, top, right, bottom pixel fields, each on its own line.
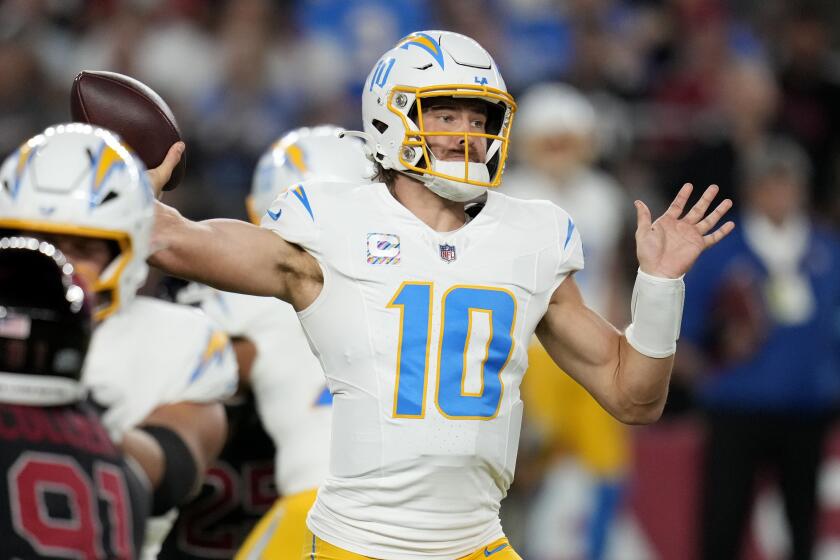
left=634, top=183, right=734, bottom=279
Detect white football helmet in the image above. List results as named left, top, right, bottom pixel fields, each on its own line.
left=361, top=30, right=516, bottom=202
left=514, top=83, right=599, bottom=175
left=247, top=125, right=374, bottom=223
left=516, top=83, right=596, bottom=140
left=0, top=123, right=154, bottom=321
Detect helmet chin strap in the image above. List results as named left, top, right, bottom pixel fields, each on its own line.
left=422, top=160, right=489, bottom=202
left=391, top=166, right=486, bottom=203
left=371, top=135, right=491, bottom=202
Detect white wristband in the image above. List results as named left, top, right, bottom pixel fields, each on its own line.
left=624, top=269, right=685, bottom=358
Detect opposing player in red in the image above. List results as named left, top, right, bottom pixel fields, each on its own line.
left=0, top=236, right=150, bottom=559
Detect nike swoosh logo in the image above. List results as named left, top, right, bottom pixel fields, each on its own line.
left=484, top=543, right=509, bottom=556
left=266, top=208, right=282, bottom=221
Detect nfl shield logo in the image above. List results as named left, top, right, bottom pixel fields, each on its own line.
left=439, top=243, right=456, bottom=263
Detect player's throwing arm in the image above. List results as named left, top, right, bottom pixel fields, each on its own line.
left=147, top=144, right=322, bottom=311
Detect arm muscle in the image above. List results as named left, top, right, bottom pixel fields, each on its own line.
left=149, top=202, right=322, bottom=310
left=535, top=277, right=673, bottom=424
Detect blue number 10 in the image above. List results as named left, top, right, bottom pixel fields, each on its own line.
left=387, top=283, right=516, bottom=420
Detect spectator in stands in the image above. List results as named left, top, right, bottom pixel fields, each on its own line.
left=663, top=58, right=780, bottom=210
left=191, top=0, right=303, bottom=218
left=776, top=6, right=840, bottom=219
left=0, top=41, right=57, bottom=159
left=679, top=137, right=840, bottom=560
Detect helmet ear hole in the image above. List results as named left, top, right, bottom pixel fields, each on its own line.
left=372, top=120, right=389, bottom=134
left=100, top=191, right=120, bottom=205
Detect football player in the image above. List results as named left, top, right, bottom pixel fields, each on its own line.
left=0, top=236, right=150, bottom=559
left=159, top=126, right=373, bottom=559
left=0, top=124, right=238, bottom=558
left=147, top=31, right=733, bottom=559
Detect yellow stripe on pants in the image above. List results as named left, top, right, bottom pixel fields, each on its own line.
left=236, top=488, right=318, bottom=560
left=301, top=530, right=522, bottom=559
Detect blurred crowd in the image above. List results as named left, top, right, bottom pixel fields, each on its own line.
left=2, top=0, right=840, bottom=222
left=5, top=0, right=840, bottom=558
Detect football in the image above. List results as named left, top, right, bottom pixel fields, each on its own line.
left=70, top=70, right=185, bottom=191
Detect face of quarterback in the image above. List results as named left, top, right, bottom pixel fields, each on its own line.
left=420, top=98, right=488, bottom=163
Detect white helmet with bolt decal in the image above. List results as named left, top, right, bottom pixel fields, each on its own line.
left=361, top=30, right=516, bottom=202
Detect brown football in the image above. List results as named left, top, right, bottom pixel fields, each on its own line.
left=70, top=70, right=185, bottom=191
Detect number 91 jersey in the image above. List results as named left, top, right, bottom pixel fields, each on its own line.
left=262, top=181, right=583, bottom=559
left=0, top=401, right=149, bottom=560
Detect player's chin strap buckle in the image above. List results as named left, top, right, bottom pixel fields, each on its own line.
left=338, top=130, right=378, bottom=164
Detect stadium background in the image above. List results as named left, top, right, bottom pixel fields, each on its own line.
left=3, top=0, right=840, bottom=558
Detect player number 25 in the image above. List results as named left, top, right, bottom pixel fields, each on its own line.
left=388, top=283, right=516, bottom=420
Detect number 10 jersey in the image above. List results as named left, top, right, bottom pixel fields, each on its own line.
left=262, top=181, right=583, bottom=559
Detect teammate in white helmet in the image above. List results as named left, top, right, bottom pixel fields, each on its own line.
left=0, top=124, right=238, bottom=558
left=164, top=125, right=373, bottom=559
left=246, top=125, right=375, bottom=224
left=147, top=31, right=733, bottom=559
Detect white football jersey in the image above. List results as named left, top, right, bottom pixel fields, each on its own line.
left=82, top=295, right=238, bottom=560
left=262, top=181, right=583, bottom=559
left=82, top=295, right=238, bottom=439
left=197, top=288, right=332, bottom=495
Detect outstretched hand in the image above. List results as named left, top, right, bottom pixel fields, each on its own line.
left=147, top=142, right=185, bottom=198
left=635, top=183, right=734, bottom=279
